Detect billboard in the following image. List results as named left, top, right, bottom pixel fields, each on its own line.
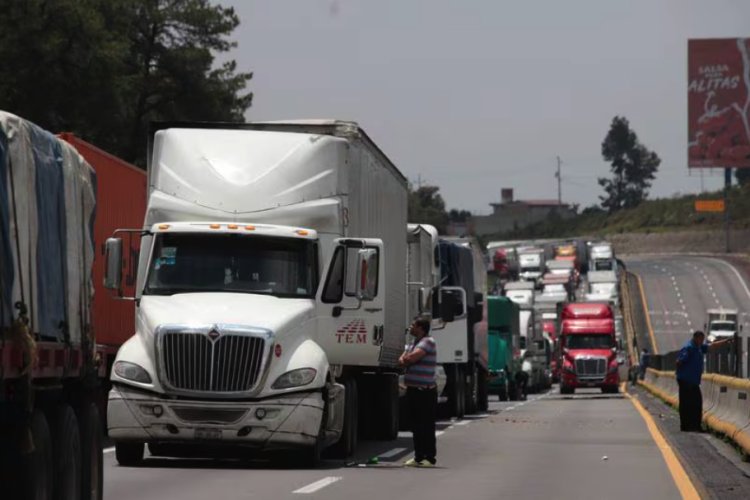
left=688, top=38, right=750, bottom=168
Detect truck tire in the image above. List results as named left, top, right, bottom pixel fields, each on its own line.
left=115, top=442, right=144, bottom=466
left=77, top=403, right=103, bottom=500
left=498, top=383, right=508, bottom=402
left=508, top=381, right=518, bottom=401
left=477, top=369, right=489, bottom=412
left=328, top=378, right=358, bottom=458
left=52, top=405, right=81, bottom=500
left=449, top=365, right=466, bottom=418
left=22, top=410, right=54, bottom=500
left=465, top=364, right=478, bottom=415
left=375, top=374, right=399, bottom=440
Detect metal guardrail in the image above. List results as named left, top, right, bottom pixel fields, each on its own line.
left=647, top=335, right=744, bottom=378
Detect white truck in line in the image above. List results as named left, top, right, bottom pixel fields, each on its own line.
left=104, top=120, right=423, bottom=466
left=518, top=248, right=545, bottom=286
left=404, top=227, right=489, bottom=417
left=504, top=280, right=535, bottom=306
left=589, top=242, right=616, bottom=272
left=585, top=270, right=619, bottom=306
left=705, top=308, right=741, bottom=342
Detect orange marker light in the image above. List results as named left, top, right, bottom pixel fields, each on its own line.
left=228, top=224, right=238, bottom=230
left=245, top=225, right=256, bottom=231
left=158, top=224, right=170, bottom=230
left=209, top=224, right=220, bottom=229
left=296, top=230, right=309, bottom=236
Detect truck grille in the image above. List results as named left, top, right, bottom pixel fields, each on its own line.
left=161, top=331, right=266, bottom=393
left=575, top=357, right=606, bottom=379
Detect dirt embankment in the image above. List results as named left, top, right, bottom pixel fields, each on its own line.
left=609, top=228, right=750, bottom=255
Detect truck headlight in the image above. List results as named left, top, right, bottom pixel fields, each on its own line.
left=113, top=361, right=152, bottom=384
left=272, top=368, right=317, bottom=389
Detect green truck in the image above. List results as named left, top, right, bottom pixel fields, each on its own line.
left=488, top=296, right=524, bottom=401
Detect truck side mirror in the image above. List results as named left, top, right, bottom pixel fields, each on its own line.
left=104, top=237, right=123, bottom=291
left=355, top=248, right=378, bottom=301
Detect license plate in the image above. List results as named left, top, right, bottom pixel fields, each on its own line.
left=194, top=428, right=222, bottom=440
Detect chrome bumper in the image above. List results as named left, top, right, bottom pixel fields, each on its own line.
left=107, top=384, right=324, bottom=449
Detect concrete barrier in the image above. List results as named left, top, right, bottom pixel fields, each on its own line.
left=701, top=374, right=720, bottom=417
left=639, top=370, right=750, bottom=457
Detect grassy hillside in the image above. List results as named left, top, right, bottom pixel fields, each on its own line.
left=491, top=185, right=750, bottom=240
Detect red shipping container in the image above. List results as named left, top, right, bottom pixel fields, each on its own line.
left=58, top=134, right=147, bottom=350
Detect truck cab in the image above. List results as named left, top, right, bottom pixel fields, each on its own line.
left=518, top=249, right=544, bottom=286
left=705, top=308, right=741, bottom=342
left=487, top=296, right=523, bottom=401
left=104, top=120, right=410, bottom=465
left=559, top=303, right=620, bottom=394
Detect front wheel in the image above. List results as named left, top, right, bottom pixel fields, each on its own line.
left=52, top=405, right=82, bottom=500
left=477, top=369, right=489, bottom=412
left=328, top=378, right=358, bottom=458
left=77, top=403, right=103, bottom=500
left=22, top=410, right=54, bottom=500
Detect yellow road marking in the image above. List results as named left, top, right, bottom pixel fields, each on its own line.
left=635, top=273, right=659, bottom=354
left=623, top=387, right=699, bottom=500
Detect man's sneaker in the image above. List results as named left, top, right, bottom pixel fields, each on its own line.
left=416, top=459, right=435, bottom=468
left=404, top=458, right=419, bottom=467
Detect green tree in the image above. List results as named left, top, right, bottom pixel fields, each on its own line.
left=598, top=116, right=661, bottom=212
left=408, top=184, right=449, bottom=233
left=0, top=0, right=252, bottom=166
left=448, top=209, right=472, bottom=222
left=735, top=168, right=750, bottom=185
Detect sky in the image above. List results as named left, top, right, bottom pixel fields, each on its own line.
left=219, top=0, right=750, bottom=214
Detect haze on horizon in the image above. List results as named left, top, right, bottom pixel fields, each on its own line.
left=221, top=0, right=750, bottom=214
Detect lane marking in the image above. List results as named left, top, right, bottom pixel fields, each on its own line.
left=378, top=447, right=407, bottom=458
left=623, top=389, right=700, bottom=500
left=709, top=257, right=750, bottom=301
left=293, top=477, right=342, bottom=494
left=103, top=446, right=115, bottom=454
left=635, top=273, right=659, bottom=354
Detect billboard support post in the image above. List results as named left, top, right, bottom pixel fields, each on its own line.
left=724, top=167, right=731, bottom=253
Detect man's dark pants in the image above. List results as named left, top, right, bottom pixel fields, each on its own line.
left=407, top=386, right=437, bottom=462
left=678, top=379, right=703, bottom=431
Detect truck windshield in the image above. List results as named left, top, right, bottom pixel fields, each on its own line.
left=144, top=233, right=318, bottom=298
left=710, top=321, right=735, bottom=331
left=566, top=334, right=614, bottom=349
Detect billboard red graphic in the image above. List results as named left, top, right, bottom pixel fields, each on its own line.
left=688, top=38, right=750, bottom=168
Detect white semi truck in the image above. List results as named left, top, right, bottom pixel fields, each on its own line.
left=105, top=120, right=414, bottom=466
left=518, top=248, right=545, bottom=286
left=705, top=308, right=741, bottom=342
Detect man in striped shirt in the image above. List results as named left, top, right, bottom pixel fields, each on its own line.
left=399, top=317, right=437, bottom=467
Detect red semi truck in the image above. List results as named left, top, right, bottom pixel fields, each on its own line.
left=0, top=112, right=145, bottom=500
left=558, top=303, right=620, bottom=394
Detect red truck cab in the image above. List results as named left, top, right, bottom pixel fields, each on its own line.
left=559, top=303, right=619, bottom=394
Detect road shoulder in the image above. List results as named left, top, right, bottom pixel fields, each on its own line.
left=629, top=384, right=750, bottom=500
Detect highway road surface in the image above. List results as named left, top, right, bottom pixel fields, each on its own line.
left=626, top=255, right=750, bottom=368
left=104, top=389, right=683, bottom=500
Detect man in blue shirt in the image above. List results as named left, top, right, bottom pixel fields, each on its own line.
left=675, top=331, right=708, bottom=432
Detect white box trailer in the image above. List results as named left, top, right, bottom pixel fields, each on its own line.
left=106, top=120, right=408, bottom=465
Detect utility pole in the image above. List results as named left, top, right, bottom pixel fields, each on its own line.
left=555, top=156, right=562, bottom=205
left=724, top=167, right=731, bottom=253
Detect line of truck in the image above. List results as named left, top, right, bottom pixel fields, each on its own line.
left=1, top=113, right=493, bottom=497
left=485, top=239, right=625, bottom=399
